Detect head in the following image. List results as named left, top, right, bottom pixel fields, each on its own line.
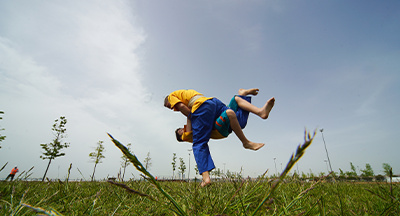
left=164, top=95, right=172, bottom=109
left=175, top=128, right=184, bottom=142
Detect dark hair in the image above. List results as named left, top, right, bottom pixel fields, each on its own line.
left=175, top=128, right=183, bottom=142
left=164, top=95, right=169, bottom=106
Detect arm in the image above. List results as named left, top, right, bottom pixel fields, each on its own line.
left=181, top=118, right=193, bottom=143
left=174, top=102, right=191, bottom=117
left=186, top=117, right=192, bottom=132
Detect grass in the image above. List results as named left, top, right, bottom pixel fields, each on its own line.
left=1, top=179, right=399, bottom=215
left=1, top=130, right=399, bottom=215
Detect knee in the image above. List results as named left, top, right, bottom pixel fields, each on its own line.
left=226, top=109, right=236, bottom=118
left=226, top=109, right=234, bottom=115
left=234, top=95, right=239, bottom=101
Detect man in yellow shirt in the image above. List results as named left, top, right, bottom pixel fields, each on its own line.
left=165, top=88, right=274, bottom=186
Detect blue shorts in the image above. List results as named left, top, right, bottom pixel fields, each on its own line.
left=214, top=95, right=251, bottom=137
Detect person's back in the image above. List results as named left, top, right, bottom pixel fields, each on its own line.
left=5, top=166, right=19, bottom=181
left=165, top=89, right=213, bottom=114
left=11, top=167, right=18, bottom=175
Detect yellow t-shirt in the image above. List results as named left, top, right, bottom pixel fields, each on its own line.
left=182, top=130, right=226, bottom=143
left=168, top=89, right=213, bottom=113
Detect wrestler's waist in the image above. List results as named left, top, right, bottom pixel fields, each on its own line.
left=188, top=94, right=204, bottom=108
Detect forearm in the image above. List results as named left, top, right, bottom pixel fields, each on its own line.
left=175, top=102, right=191, bottom=117
left=186, top=118, right=192, bottom=132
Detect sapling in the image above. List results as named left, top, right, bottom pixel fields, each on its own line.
left=40, top=116, right=69, bottom=181
left=89, top=141, right=105, bottom=181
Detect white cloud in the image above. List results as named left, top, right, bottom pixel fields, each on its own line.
left=0, top=1, right=175, bottom=180
left=0, top=37, right=61, bottom=98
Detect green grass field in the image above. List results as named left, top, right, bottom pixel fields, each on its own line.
left=1, top=178, right=399, bottom=215
left=1, top=131, right=398, bottom=215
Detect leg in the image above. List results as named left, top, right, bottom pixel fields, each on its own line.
left=201, top=171, right=211, bottom=187
left=226, top=109, right=264, bottom=151
left=235, top=96, right=275, bottom=119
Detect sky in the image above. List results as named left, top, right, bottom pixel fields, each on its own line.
left=1, top=0, right=399, bottom=180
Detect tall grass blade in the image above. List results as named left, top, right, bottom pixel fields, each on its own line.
left=66, top=163, right=72, bottom=182
left=108, top=133, right=188, bottom=216
left=389, top=167, right=393, bottom=198
left=7, top=188, right=29, bottom=215
left=251, top=129, right=316, bottom=216
left=220, top=180, right=246, bottom=214
left=66, top=163, right=72, bottom=191
left=0, top=162, right=8, bottom=172
left=21, top=203, right=63, bottom=216
left=77, top=167, right=87, bottom=181
left=107, top=180, right=156, bottom=201
left=15, top=170, right=25, bottom=181
left=17, top=166, right=35, bottom=181
left=35, top=191, right=60, bottom=206
left=279, top=173, right=327, bottom=215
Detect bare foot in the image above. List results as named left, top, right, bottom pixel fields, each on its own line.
left=200, top=181, right=211, bottom=187
left=201, top=171, right=212, bottom=187
left=243, top=141, right=265, bottom=151
left=239, top=88, right=259, bottom=96
left=259, top=97, right=275, bottom=119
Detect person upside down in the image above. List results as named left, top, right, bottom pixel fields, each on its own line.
left=164, top=88, right=275, bottom=187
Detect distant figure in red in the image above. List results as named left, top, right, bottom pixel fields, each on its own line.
left=5, top=166, right=19, bottom=181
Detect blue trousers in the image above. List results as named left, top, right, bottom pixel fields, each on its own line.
left=191, top=98, right=227, bottom=174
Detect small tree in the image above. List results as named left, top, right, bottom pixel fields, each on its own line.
left=209, top=169, right=214, bottom=178
left=0, top=111, right=5, bottom=149
left=120, top=143, right=132, bottom=181
left=171, top=153, right=177, bottom=179
left=215, top=168, right=222, bottom=178
left=144, top=152, right=152, bottom=170
left=360, top=163, right=374, bottom=177
left=382, top=163, right=392, bottom=176
left=345, top=162, right=357, bottom=177
left=89, top=140, right=105, bottom=181
left=40, top=116, right=69, bottom=181
left=308, top=170, right=315, bottom=179
left=226, top=170, right=233, bottom=179
left=350, top=162, right=357, bottom=174
left=339, top=168, right=345, bottom=177
left=178, top=157, right=186, bottom=180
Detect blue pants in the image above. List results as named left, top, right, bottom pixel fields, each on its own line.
left=191, top=98, right=227, bottom=174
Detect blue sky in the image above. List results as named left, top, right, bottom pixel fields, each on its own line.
left=1, top=0, right=399, bottom=180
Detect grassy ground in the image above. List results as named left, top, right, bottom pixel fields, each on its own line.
left=0, top=179, right=399, bottom=215
left=2, top=131, right=397, bottom=215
